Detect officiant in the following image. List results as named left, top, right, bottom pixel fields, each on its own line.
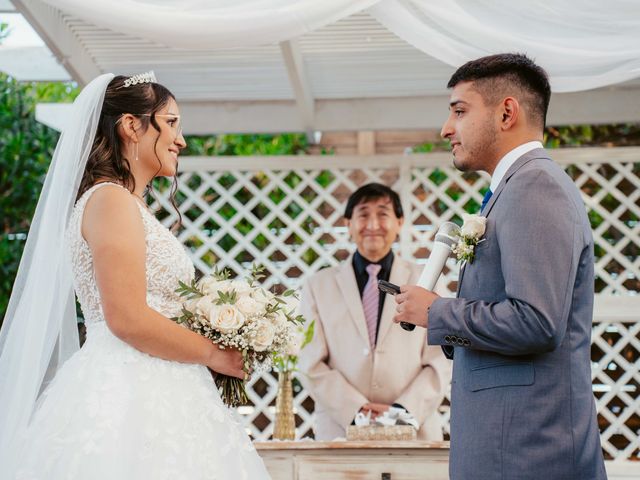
left=298, top=183, right=451, bottom=440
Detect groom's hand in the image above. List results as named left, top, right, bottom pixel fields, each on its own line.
left=394, top=285, right=439, bottom=329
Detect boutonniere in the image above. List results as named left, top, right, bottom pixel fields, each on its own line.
left=452, top=214, right=487, bottom=264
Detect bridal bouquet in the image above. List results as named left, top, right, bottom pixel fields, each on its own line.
left=173, top=265, right=304, bottom=407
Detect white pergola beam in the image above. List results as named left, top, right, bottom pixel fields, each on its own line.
left=36, top=88, right=640, bottom=135
left=549, top=88, right=640, bottom=126
left=180, top=87, right=640, bottom=134
left=12, top=0, right=100, bottom=85
left=35, top=102, right=69, bottom=130
left=280, top=40, right=315, bottom=142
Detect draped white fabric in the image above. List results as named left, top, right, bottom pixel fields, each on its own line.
left=370, top=0, right=640, bottom=92
left=41, top=0, right=640, bottom=92
left=42, top=0, right=380, bottom=50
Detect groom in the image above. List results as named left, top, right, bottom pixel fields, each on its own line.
left=394, top=53, right=607, bottom=479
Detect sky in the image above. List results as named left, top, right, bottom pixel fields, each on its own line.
left=1, top=13, right=44, bottom=46
left=0, top=12, right=70, bottom=82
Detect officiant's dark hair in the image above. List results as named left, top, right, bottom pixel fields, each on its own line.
left=77, top=75, right=181, bottom=225
left=344, top=183, right=403, bottom=219
left=447, top=53, right=551, bottom=129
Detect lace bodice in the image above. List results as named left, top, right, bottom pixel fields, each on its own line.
left=66, top=182, right=195, bottom=325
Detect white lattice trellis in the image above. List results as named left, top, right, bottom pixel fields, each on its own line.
left=592, top=317, right=640, bottom=462
left=149, top=147, right=640, bottom=461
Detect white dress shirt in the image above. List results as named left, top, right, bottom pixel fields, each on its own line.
left=489, top=141, right=543, bottom=192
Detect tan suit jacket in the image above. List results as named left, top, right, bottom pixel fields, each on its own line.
left=299, top=254, right=451, bottom=440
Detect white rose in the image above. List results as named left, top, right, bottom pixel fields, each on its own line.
left=252, top=288, right=273, bottom=307
left=228, top=280, right=252, bottom=295
left=252, top=289, right=274, bottom=317
left=193, top=296, right=215, bottom=320
left=271, top=310, right=288, bottom=329
left=461, top=214, right=487, bottom=238
left=252, top=320, right=276, bottom=352
left=210, top=305, right=246, bottom=334
left=236, top=294, right=263, bottom=316
left=198, top=277, right=225, bottom=295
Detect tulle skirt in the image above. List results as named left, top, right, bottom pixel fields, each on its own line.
left=12, top=322, right=270, bottom=480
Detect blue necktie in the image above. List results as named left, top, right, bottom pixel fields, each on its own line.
left=480, top=189, right=493, bottom=212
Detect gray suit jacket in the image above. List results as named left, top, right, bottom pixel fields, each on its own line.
left=428, top=149, right=607, bottom=480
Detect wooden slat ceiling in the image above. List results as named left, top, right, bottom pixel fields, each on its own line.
left=62, top=12, right=454, bottom=101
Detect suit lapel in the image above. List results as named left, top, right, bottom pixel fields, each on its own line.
left=482, top=148, right=548, bottom=217
left=376, top=256, right=411, bottom=346
left=335, top=256, right=370, bottom=345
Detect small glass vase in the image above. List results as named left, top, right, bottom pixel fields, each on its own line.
left=272, top=370, right=295, bottom=440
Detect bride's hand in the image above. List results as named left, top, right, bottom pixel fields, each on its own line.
left=207, top=346, right=245, bottom=379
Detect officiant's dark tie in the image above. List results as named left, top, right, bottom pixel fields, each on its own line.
left=480, top=189, right=493, bottom=212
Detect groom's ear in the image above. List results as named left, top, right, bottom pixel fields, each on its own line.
left=499, top=97, right=519, bottom=131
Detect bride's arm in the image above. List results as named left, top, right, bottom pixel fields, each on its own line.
left=82, top=185, right=243, bottom=379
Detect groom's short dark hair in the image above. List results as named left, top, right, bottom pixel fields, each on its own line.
left=447, top=53, right=551, bottom=129
left=344, top=183, right=403, bottom=219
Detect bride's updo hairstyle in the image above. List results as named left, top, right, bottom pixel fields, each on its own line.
left=77, top=75, right=177, bottom=202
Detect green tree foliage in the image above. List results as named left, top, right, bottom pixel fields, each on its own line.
left=0, top=73, right=79, bottom=325
left=184, top=133, right=307, bottom=156
left=545, top=124, right=640, bottom=148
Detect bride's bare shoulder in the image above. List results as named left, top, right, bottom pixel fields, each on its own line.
left=82, top=183, right=143, bottom=244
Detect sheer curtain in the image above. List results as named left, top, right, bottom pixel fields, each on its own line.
left=42, top=0, right=640, bottom=92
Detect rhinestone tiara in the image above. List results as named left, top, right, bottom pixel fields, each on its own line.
left=123, top=71, right=156, bottom=88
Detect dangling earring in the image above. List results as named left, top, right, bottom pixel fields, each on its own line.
left=131, top=142, right=138, bottom=162
left=128, top=123, right=139, bottom=162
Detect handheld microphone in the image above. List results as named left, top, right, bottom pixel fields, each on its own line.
left=400, top=222, right=460, bottom=331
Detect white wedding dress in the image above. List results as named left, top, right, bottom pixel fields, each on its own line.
left=13, top=182, right=271, bottom=480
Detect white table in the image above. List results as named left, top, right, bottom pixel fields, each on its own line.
left=255, top=440, right=450, bottom=480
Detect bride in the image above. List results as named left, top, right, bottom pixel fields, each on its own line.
left=0, top=73, right=271, bottom=479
